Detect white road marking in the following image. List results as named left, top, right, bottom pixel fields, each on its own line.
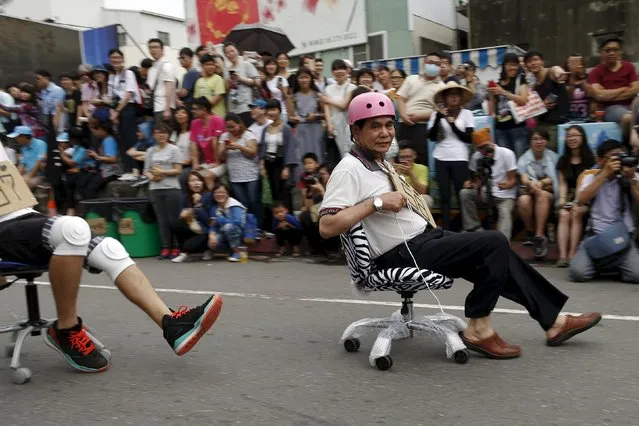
left=31, top=281, right=639, bottom=322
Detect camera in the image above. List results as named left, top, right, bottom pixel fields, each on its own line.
left=302, top=174, right=319, bottom=185
left=614, top=153, right=639, bottom=168
left=476, top=155, right=494, bottom=175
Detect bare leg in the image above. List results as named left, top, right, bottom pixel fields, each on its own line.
left=557, top=209, right=571, bottom=260
left=518, top=195, right=534, bottom=232
left=114, top=265, right=172, bottom=327
left=48, top=255, right=84, bottom=329
left=568, top=207, right=586, bottom=258
left=534, top=191, right=552, bottom=236
left=463, top=317, right=494, bottom=340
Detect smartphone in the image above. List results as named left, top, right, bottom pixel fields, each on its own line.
left=546, top=93, right=558, bottom=102
left=488, top=80, right=497, bottom=88
left=563, top=202, right=574, bottom=209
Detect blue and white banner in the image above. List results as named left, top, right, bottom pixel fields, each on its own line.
left=359, top=45, right=523, bottom=75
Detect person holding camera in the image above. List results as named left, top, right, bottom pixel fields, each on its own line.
left=517, top=129, right=559, bottom=258
left=393, top=142, right=433, bottom=208
left=299, top=159, right=341, bottom=260
left=460, top=128, right=518, bottom=240
left=569, top=140, right=639, bottom=283
left=459, top=60, right=487, bottom=111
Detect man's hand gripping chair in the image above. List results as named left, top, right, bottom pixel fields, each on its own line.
left=340, top=224, right=470, bottom=370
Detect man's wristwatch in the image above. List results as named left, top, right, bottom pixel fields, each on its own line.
left=373, top=197, right=384, bottom=212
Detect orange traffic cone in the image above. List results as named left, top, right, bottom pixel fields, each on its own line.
left=47, top=198, right=57, bottom=217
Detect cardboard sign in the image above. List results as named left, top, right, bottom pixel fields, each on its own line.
left=0, top=161, right=38, bottom=216
left=119, top=218, right=135, bottom=235
left=86, top=218, right=107, bottom=235
left=387, top=165, right=437, bottom=229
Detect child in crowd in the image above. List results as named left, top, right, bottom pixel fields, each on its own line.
left=298, top=152, right=320, bottom=190
left=272, top=201, right=302, bottom=257
left=58, top=127, right=89, bottom=215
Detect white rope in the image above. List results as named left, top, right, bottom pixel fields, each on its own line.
left=393, top=210, right=446, bottom=315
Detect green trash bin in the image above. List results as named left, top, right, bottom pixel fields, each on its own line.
left=113, top=198, right=161, bottom=258
left=78, top=199, right=119, bottom=239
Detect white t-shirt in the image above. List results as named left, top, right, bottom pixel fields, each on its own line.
left=266, top=78, right=288, bottom=116
left=108, top=69, right=141, bottom=104
left=469, top=146, right=517, bottom=199
left=248, top=119, right=273, bottom=145
left=0, top=144, right=35, bottom=223
left=320, top=154, right=427, bottom=259
left=324, top=82, right=356, bottom=114
left=147, top=58, right=176, bottom=112
left=428, top=109, right=474, bottom=162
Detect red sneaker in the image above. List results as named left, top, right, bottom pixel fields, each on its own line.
left=170, top=249, right=180, bottom=259
left=158, top=249, right=171, bottom=260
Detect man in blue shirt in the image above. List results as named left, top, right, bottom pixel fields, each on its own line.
left=177, top=47, right=201, bottom=108
left=8, top=125, right=48, bottom=189
left=35, top=69, right=65, bottom=125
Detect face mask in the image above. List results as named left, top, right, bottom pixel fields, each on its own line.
left=424, top=64, right=440, bottom=77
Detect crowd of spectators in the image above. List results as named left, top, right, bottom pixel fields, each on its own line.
left=1, top=35, right=638, bottom=281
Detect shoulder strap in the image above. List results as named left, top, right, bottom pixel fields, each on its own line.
left=514, top=74, right=521, bottom=95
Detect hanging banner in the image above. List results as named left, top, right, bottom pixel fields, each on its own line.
left=258, top=0, right=366, bottom=56
left=196, top=0, right=259, bottom=45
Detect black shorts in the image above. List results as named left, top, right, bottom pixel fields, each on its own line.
left=0, top=213, right=52, bottom=266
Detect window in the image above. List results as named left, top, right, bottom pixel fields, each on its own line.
left=420, top=37, right=450, bottom=55
left=367, top=34, right=384, bottom=61
left=117, top=31, right=127, bottom=47
left=352, top=44, right=367, bottom=65
left=157, top=31, right=170, bottom=47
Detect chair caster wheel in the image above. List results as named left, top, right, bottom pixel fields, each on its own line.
left=375, top=355, right=393, bottom=371
left=5, top=345, right=14, bottom=358
left=343, top=338, right=360, bottom=353
left=12, top=367, right=31, bottom=385
left=101, top=349, right=112, bottom=361
left=454, top=349, right=470, bottom=364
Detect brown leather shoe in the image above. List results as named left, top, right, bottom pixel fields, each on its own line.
left=546, top=312, right=602, bottom=347
left=460, top=332, right=521, bottom=359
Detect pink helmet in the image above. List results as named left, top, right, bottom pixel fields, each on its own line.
left=348, top=92, right=396, bottom=125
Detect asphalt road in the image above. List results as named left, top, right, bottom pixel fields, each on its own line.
left=0, top=257, right=637, bottom=426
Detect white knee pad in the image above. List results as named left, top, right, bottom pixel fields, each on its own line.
left=42, top=216, right=92, bottom=256
left=85, top=236, right=136, bottom=281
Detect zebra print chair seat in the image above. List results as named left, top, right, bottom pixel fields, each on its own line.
left=338, top=223, right=469, bottom=370
left=341, top=224, right=453, bottom=294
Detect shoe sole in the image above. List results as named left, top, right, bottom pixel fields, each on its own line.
left=174, top=294, right=223, bottom=356
left=546, top=315, right=602, bottom=347
left=44, top=332, right=111, bottom=373
left=460, top=333, right=521, bottom=360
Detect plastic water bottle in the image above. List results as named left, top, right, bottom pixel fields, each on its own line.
left=238, top=246, right=248, bottom=263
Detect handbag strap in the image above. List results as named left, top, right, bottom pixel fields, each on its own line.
left=514, top=74, right=521, bottom=95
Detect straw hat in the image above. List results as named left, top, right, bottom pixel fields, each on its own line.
left=433, top=81, right=474, bottom=106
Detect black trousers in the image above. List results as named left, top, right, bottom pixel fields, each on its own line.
left=274, top=227, right=302, bottom=247
left=118, top=104, right=139, bottom=172
left=375, top=229, right=568, bottom=330
left=435, top=159, right=469, bottom=230
left=300, top=211, right=340, bottom=255
left=171, top=219, right=209, bottom=254
left=265, top=156, right=293, bottom=211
